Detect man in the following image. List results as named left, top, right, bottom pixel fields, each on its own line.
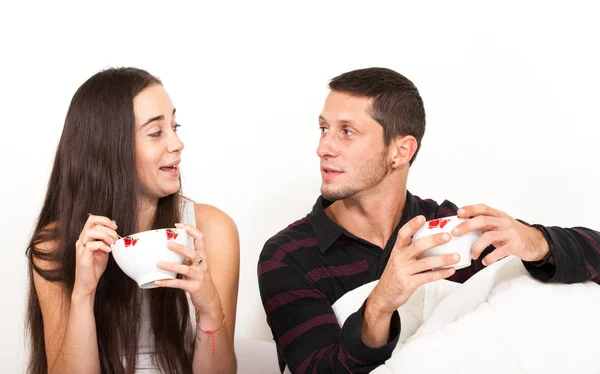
left=257, top=67, right=600, bottom=373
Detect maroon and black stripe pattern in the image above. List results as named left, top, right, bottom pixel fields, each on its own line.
left=258, top=192, right=600, bottom=373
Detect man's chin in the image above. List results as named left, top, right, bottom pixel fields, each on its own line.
left=321, top=186, right=355, bottom=202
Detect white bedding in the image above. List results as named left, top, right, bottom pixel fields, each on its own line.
left=332, top=256, right=600, bottom=374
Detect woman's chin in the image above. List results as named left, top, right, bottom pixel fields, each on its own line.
left=143, top=186, right=181, bottom=201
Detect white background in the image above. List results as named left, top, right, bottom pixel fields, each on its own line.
left=1, top=1, right=599, bottom=372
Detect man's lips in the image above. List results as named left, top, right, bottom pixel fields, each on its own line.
left=321, top=166, right=342, bottom=173
left=321, top=167, right=343, bottom=181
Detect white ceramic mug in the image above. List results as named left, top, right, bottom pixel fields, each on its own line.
left=111, top=228, right=189, bottom=288
left=411, top=216, right=481, bottom=270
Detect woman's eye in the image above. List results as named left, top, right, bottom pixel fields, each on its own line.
left=149, top=130, right=162, bottom=137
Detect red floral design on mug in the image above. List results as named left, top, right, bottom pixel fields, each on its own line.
left=124, top=236, right=139, bottom=247
left=428, top=218, right=451, bottom=229
left=166, top=228, right=179, bottom=240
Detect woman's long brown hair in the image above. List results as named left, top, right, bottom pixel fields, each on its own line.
left=25, top=67, right=193, bottom=373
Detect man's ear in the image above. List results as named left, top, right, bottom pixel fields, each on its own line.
left=390, top=135, right=418, bottom=168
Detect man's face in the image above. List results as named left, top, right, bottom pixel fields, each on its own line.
left=317, top=91, right=391, bottom=201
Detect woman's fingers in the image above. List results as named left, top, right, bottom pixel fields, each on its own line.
left=167, top=241, right=201, bottom=264
left=154, top=278, right=193, bottom=292
left=82, top=240, right=112, bottom=253
left=174, top=223, right=206, bottom=261
left=85, top=214, right=118, bottom=231
left=81, top=227, right=117, bottom=246
left=157, top=261, right=204, bottom=277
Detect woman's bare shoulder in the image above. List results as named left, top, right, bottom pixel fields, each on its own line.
left=193, top=204, right=239, bottom=254
left=194, top=204, right=237, bottom=233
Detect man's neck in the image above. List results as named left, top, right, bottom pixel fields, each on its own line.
left=326, top=178, right=407, bottom=249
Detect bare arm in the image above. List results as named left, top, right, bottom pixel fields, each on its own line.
left=33, top=216, right=117, bottom=373
left=157, top=204, right=239, bottom=373
left=194, top=204, right=240, bottom=341
left=36, top=280, right=101, bottom=374
left=193, top=204, right=239, bottom=373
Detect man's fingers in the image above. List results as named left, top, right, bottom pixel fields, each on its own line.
left=451, top=216, right=506, bottom=237
left=394, top=215, right=426, bottom=250
left=481, top=245, right=510, bottom=266
left=411, top=267, right=456, bottom=288
left=406, top=232, right=452, bottom=258
left=457, top=204, right=507, bottom=219
left=407, top=253, right=460, bottom=274
left=471, top=230, right=508, bottom=260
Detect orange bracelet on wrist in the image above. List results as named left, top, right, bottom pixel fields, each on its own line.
left=197, top=310, right=226, bottom=355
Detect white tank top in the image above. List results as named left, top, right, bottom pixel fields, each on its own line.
left=133, top=198, right=197, bottom=373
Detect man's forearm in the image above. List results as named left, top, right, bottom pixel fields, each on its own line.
left=361, top=297, right=394, bottom=348
left=525, top=225, right=600, bottom=284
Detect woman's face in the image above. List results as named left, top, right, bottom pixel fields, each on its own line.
left=133, top=84, right=184, bottom=201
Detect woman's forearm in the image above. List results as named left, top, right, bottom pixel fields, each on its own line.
left=50, top=292, right=101, bottom=374
left=192, top=321, right=237, bottom=374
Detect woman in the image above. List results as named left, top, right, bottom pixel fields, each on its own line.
left=25, top=67, right=240, bottom=373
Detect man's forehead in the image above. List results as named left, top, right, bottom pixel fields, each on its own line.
left=325, top=90, right=372, bottom=107
left=320, top=92, right=375, bottom=126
